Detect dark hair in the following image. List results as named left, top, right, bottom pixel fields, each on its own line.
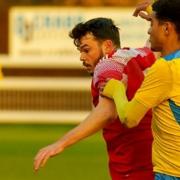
left=69, top=17, right=120, bottom=48
left=152, top=0, right=180, bottom=36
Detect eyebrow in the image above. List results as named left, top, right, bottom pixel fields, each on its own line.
left=80, top=44, right=88, bottom=48
left=79, top=44, right=89, bottom=50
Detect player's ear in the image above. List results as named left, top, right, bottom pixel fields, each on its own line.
left=162, top=21, right=174, bottom=36
left=162, top=23, right=168, bottom=35
left=102, top=40, right=113, bottom=54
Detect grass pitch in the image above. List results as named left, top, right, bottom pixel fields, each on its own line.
left=0, top=124, right=110, bottom=180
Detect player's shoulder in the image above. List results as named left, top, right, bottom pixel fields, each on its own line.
left=152, top=58, right=169, bottom=69
left=94, top=57, right=124, bottom=77
left=147, top=58, right=172, bottom=81
left=134, top=47, right=153, bottom=57
left=93, top=47, right=153, bottom=83
left=93, top=57, right=125, bottom=87
left=112, top=47, right=152, bottom=64
left=115, top=47, right=152, bottom=56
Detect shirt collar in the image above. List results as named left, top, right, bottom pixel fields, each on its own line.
left=164, top=50, right=180, bottom=61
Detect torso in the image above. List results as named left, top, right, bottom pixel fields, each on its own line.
left=91, top=47, right=155, bottom=180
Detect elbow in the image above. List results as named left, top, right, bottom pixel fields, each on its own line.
left=117, top=109, right=141, bottom=128
left=123, top=118, right=140, bottom=128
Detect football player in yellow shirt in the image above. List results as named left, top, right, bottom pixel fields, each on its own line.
left=102, top=0, right=180, bottom=179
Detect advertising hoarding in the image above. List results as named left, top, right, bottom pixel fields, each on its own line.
left=9, top=7, right=150, bottom=58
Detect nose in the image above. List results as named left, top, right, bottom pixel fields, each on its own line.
left=80, top=53, right=86, bottom=62
left=147, top=27, right=151, bottom=35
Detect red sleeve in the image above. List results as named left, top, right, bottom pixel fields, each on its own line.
left=123, top=47, right=156, bottom=100
left=135, top=47, right=156, bottom=70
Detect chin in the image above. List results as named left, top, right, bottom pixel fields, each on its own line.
left=150, top=43, right=162, bottom=52
left=85, top=69, right=93, bottom=76
left=87, top=71, right=93, bottom=76
left=151, top=46, right=161, bottom=52
left=86, top=68, right=94, bottom=74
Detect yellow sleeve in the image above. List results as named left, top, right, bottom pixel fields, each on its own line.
left=135, top=59, right=172, bottom=108
left=102, top=79, right=149, bottom=127
left=102, top=79, right=127, bottom=121
left=102, top=59, right=172, bottom=128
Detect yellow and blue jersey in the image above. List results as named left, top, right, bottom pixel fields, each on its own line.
left=134, top=50, right=180, bottom=177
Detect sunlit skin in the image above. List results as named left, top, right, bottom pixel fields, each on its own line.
left=78, top=33, right=104, bottom=75
left=148, top=13, right=180, bottom=56
left=33, top=33, right=118, bottom=172
left=133, top=0, right=180, bottom=57
left=148, top=13, right=166, bottom=54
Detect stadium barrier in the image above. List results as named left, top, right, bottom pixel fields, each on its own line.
left=0, top=77, right=91, bottom=124
left=0, top=58, right=92, bottom=123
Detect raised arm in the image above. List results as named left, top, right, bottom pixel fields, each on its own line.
left=102, top=59, right=172, bottom=128
left=34, top=96, right=117, bottom=171
left=102, top=79, right=148, bottom=128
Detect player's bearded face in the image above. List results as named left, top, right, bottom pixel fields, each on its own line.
left=82, top=51, right=103, bottom=76
left=79, top=33, right=104, bottom=75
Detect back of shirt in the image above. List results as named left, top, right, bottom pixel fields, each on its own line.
left=92, top=47, right=155, bottom=180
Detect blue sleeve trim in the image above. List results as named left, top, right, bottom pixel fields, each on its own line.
left=169, top=99, right=180, bottom=125
left=164, top=50, right=180, bottom=61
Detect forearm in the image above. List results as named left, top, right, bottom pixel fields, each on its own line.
left=56, top=97, right=115, bottom=150
left=34, top=97, right=116, bottom=171
left=102, top=79, right=148, bottom=128
left=56, top=110, right=108, bottom=149
left=123, top=99, right=149, bottom=127
left=112, top=82, right=128, bottom=123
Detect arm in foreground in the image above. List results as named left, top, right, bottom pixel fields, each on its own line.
left=34, top=96, right=117, bottom=171
left=102, top=79, right=149, bottom=128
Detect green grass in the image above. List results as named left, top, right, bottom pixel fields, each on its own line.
left=0, top=124, right=110, bottom=180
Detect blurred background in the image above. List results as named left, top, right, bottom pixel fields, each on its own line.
left=0, top=0, right=150, bottom=180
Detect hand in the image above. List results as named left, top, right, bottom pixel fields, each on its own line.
left=99, top=78, right=111, bottom=94
left=34, top=141, right=64, bottom=172
left=133, top=0, right=152, bottom=21
left=100, top=76, right=127, bottom=97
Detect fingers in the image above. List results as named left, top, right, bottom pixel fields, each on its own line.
left=40, top=153, right=51, bottom=168
left=99, top=82, right=106, bottom=93
left=121, top=74, right=127, bottom=87
left=138, top=12, right=151, bottom=21
left=34, top=147, right=52, bottom=172
left=99, top=78, right=111, bottom=94
left=34, top=150, right=47, bottom=172
left=33, top=142, right=63, bottom=172
left=133, top=2, right=150, bottom=17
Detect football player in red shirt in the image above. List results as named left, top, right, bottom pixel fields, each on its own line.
left=34, top=17, right=155, bottom=180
